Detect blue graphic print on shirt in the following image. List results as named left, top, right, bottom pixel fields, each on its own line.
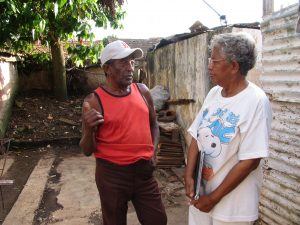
left=198, top=107, right=240, bottom=146
left=196, top=107, right=241, bottom=182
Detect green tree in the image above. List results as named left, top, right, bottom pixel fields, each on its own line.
left=0, top=0, right=125, bottom=100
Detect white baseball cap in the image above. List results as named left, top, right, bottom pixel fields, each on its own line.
left=100, top=40, right=144, bottom=66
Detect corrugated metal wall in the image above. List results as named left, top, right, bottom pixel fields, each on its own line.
left=260, top=3, right=300, bottom=225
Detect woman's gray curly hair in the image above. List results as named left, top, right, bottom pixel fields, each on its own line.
left=209, top=32, right=257, bottom=76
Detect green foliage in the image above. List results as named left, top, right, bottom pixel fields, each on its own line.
left=0, top=0, right=125, bottom=60
left=102, top=37, right=110, bottom=47
left=102, top=35, right=118, bottom=47
left=0, top=0, right=125, bottom=99
left=67, top=41, right=104, bottom=67
left=31, top=52, right=51, bottom=63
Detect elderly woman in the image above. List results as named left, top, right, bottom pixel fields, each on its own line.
left=184, top=32, right=272, bottom=225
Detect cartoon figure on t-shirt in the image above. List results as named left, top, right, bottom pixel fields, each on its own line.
left=196, top=107, right=240, bottom=182
left=197, top=127, right=221, bottom=158
left=197, top=127, right=221, bottom=182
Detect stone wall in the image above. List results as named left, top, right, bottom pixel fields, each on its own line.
left=0, top=61, right=19, bottom=137
left=146, top=27, right=262, bottom=151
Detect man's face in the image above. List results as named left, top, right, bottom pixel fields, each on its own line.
left=105, top=55, right=135, bottom=88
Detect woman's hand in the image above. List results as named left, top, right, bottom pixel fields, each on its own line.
left=190, top=194, right=217, bottom=213
left=184, top=175, right=195, bottom=199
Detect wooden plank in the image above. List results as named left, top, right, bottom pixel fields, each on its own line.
left=158, top=122, right=180, bottom=132
left=157, top=156, right=184, bottom=161
left=158, top=148, right=183, bottom=152
left=166, top=99, right=195, bottom=105
left=157, top=152, right=184, bottom=156
left=156, top=165, right=184, bottom=168
left=157, top=162, right=185, bottom=166
left=159, top=142, right=182, bottom=147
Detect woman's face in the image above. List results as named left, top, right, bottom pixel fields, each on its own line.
left=208, top=47, right=233, bottom=86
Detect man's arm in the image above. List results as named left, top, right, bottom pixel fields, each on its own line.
left=191, top=158, right=261, bottom=212
left=79, top=93, right=104, bottom=156
left=137, top=83, right=160, bottom=157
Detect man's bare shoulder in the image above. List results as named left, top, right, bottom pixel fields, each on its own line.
left=136, top=83, right=151, bottom=96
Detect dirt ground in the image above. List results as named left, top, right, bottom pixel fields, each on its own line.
left=1, top=91, right=85, bottom=223
left=5, top=91, right=84, bottom=143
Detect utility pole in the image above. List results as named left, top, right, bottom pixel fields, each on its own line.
left=263, top=0, right=274, bottom=16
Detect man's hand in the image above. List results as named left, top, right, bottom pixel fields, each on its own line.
left=82, top=101, right=104, bottom=133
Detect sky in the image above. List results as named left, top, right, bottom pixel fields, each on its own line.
left=93, top=0, right=298, bottom=39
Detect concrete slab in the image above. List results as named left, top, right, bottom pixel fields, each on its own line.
left=48, top=156, right=100, bottom=225
left=2, top=151, right=55, bottom=225
left=3, top=149, right=189, bottom=225
left=41, top=154, right=189, bottom=225
left=127, top=204, right=189, bottom=225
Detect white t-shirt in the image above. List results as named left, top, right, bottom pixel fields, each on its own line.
left=188, top=82, right=272, bottom=222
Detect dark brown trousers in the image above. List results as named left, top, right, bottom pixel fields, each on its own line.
left=95, top=158, right=167, bottom=225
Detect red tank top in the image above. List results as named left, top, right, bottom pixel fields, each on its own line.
left=93, top=83, right=154, bottom=165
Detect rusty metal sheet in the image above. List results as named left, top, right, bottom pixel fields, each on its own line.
left=260, top=3, right=300, bottom=225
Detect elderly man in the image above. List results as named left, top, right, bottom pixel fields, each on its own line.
left=80, top=40, right=167, bottom=225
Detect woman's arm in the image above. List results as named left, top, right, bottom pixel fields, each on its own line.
left=184, top=138, right=199, bottom=199
left=191, top=158, right=261, bottom=212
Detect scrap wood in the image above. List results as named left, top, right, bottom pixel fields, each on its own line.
left=158, top=142, right=182, bottom=147
left=157, top=157, right=184, bottom=161
left=157, top=156, right=184, bottom=160
left=158, top=143, right=182, bottom=148
left=58, top=117, right=79, bottom=126
left=157, top=148, right=183, bottom=153
left=156, top=120, right=185, bottom=168
left=158, top=122, right=180, bottom=132
left=166, top=99, right=195, bottom=105
left=158, top=147, right=182, bottom=152
left=158, top=149, right=183, bottom=154
left=156, top=165, right=180, bottom=168
left=158, top=152, right=183, bottom=156
left=157, top=161, right=184, bottom=165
